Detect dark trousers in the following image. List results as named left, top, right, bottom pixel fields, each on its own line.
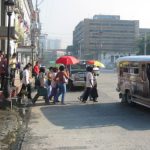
left=82, top=87, right=92, bottom=101
left=0, top=74, right=5, bottom=90
left=49, top=87, right=57, bottom=101
left=18, top=83, right=32, bottom=99
left=33, top=87, right=48, bottom=104
left=10, top=68, right=16, bottom=86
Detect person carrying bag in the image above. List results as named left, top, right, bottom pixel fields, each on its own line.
left=32, top=67, right=49, bottom=105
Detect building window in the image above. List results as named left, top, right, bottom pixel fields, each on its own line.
left=103, top=52, right=106, bottom=59
left=111, top=56, right=114, bottom=63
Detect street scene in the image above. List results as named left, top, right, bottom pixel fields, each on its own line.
left=20, top=71, right=150, bottom=150
left=1, top=0, right=150, bottom=150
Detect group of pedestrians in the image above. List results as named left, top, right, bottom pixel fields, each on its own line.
left=0, top=52, right=99, bottom=105
left=32, top=63, right=69, bottom=105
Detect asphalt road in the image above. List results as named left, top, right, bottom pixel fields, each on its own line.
left=21, top=72, right=150, bottom=150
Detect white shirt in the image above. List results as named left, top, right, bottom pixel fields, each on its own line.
left=22, top=69, right=30, bottom=85
left=86, top=72, right=94, bottom=87
left=51, top=72, right=57, bottom=87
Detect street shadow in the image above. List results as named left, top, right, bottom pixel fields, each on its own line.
left=40, top=101, right=150, bottom=131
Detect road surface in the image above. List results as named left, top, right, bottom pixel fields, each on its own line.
left=21, top=72, right=150, bottom=150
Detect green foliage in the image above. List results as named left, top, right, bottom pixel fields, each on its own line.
left=137, top=34, right=150, bottom=55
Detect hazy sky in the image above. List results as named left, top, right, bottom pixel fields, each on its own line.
left=36, top=0, right=150, bottom=48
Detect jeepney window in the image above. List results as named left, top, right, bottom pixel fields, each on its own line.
left=120, top=67, right=123, bottom=76
left=129, top=62, right=139, bottom=74
left=134, top=68, right=139, bottom=74
left=122, top=62, right=129, bottom=73
left=123, top=67, right=128, bottom=73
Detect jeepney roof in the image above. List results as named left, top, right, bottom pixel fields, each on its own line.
left=116, top=55, right=150, bottom=64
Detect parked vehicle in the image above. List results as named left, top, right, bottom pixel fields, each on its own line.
left=67, top=62, right=86, bottom=90
left=116, top=56, right=150, bottom=108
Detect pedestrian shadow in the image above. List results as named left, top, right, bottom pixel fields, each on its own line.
left=39, top=102, right=150, bottom=131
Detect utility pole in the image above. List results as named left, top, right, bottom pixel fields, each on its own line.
left=144, top=32, right=147, bottom=55
left=78, top=39, right=83, bottom=59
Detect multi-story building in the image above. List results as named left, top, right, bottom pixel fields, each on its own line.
left=0, top=0, right=18, bottom=54
left=15, top=0, right=35, bottom=65
left=139, top=28, right=150, bottom=39
left=47, top=39, right=61, bottom=50
left=73, top=15, right=139, bottom=67
left=0, top=0, right=41, bottom=66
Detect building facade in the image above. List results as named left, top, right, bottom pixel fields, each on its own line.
left=139, top=28, right=150, bottom=39
left=0, top=0, right=41, bottom=67
left=73, top=15, right=139, bottom=67
left=47, top=39, right=61, bottom=50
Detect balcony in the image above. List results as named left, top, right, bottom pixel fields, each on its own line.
left=0, top=26, right=18, bottom=40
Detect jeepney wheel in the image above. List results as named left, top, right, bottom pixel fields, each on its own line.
left=125, top=92, right=133, bottom=105
left=121, top=94, right=127, bottom=103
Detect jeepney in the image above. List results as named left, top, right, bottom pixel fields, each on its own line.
left=116, top=56, right=150, bottom=107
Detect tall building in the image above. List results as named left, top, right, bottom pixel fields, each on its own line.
left=47, top=39, right=61, bottom=50
left=73, top=15, right=139, bottom=67
left=139, top=28, right=150, bottom=39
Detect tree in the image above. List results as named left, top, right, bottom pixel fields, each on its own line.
left=137, top=34, right=150, bottom=55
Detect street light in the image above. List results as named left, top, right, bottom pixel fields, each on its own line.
left=78, top=39, right=83, bottom=59
left=3, top=0, right=15, bottom=98
left=144, top=32, right=147, bottom=55
left=31, top=43, right=35, bottom=71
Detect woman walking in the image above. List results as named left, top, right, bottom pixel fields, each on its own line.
left=17, top=64, right=32, bottom=104
left=54, top=65, right=69, bottom=104
left=32, top=67, right=49, bottom=105
left=49, top=67, right=58, bottom=102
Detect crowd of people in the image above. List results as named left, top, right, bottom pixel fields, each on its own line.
left=0, top=52, right=99, bottom=105
left=18, top=61, right=70, bottom=105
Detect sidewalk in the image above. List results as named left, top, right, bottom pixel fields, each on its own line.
left=0, top=71, right=33, bottom=149
left=0, top=110, right=20, bottom=149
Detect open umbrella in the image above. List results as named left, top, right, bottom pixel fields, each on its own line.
left=87, top=60, right=105, bottom=68
left=56, top=55, right=79, bottom=65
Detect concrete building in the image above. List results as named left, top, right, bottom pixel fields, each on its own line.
left=73, top=15, right=139, bottom=67
left=0, top=0, right=18, bottom=54
left=0, top=0, right=41, bottom=67
left=16, top=0, right=35, bottom=65
left=47, top=39, right=61, bottom=50
left=139, top=28, right=150, bottom=39
left=42, top=49, right=66, bottom=67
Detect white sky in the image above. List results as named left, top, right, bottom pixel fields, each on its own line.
left=36, top=0, right=150, bottom=48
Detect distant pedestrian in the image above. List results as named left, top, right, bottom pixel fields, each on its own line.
left=9, top=53, right=17, bottom=86
left=33, top=61, right=40, bottom=78
left=0, top=53, right=6, bottom=90
left=46, top=67, right=53, bottom=97
left=90, top=71, right=98, bottom=102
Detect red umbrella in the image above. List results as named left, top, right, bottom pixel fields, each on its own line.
left=56, top=55, right=79, bottom=65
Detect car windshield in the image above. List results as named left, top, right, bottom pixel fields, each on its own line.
left=70, top=64, right=86, bottom=73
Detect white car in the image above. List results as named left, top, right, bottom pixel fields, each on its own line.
left=67, top=63, right=86, bottom=90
